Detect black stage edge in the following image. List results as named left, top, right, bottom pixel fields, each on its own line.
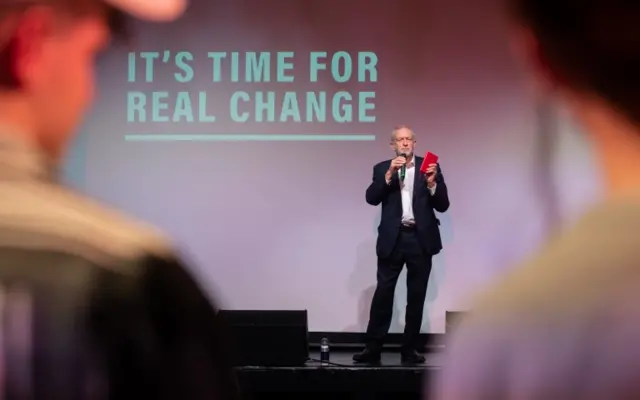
left=237, top=348, right=442, bottom=400
left=308, top=332, right=445, bottom=352
left=223, top=308, right=449, bottom=400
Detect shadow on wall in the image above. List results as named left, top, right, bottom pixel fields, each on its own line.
left=343, top=210, right=452, bottom=333
left=420, top=212, right=451, bottom=331
left=343, top=213, right=380, bottom=332
left=344, top=238, right=406, bottom=333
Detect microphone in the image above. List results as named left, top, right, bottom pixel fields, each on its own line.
left=399, top=153, right=407, bottom=181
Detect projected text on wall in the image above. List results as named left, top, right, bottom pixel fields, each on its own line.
left=126, top=51, right=378, bottom=124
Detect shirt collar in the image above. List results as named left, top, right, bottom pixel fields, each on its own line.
left=0, top=127, right=58, bottom=182
left=405, top=154, right=415, bottom=167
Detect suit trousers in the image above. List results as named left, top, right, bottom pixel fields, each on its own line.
left=365, top=226, right=433, bottom=351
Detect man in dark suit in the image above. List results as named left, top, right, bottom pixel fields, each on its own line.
left=353, top=125, right=450, bottom=364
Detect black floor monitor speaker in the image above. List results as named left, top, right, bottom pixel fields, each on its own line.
left=219, top=310, right=309, bottom=367
left=446, top=311, right=468, bottom=334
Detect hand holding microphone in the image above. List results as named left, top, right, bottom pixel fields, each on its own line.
left=386, top=154, right=407, bottom=181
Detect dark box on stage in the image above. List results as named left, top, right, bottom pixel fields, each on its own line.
left=445, top=311, right=468, bottom=334
left=218, top=309, right=309, bottom=367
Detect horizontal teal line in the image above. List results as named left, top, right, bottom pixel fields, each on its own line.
left=124, top=134, right=376, bottom=142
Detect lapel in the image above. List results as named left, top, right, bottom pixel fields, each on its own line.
left=413, top=156, right=423, bottom=200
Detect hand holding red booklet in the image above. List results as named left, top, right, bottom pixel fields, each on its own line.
left=420, top=151, right=439, bottom=174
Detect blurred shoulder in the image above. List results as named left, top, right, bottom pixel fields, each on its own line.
left=432, top=197, right=640, bottom=399
left=472, top=195, right=640, bottom=316
left=0, top=182, right=174, bottom=269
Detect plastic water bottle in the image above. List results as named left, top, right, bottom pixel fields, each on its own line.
left=320, top=337, right=330, bottom=364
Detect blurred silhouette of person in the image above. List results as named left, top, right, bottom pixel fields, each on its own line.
left=0, top=0, right=239, bottom=398
left=432, top=1, right=640, bottom=399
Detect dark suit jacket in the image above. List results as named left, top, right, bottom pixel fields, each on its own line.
left=365, top=156, right=450, bottom=258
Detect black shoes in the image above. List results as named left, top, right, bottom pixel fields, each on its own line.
left=352, top=347, right=425, bottom=364
left=400, top=349, right=425, bottom=364
left=352, top=347, right=381, bottom=363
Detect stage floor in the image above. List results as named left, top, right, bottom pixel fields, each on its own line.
left=306, top=350, right=443, bottom=368
left=236, top=349, right=442, bottom=397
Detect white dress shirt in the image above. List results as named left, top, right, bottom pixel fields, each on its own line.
left=386, top=156, right=437, bottom=226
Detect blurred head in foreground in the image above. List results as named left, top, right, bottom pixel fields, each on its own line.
left=509, top=0, right=640, bottom=194
left=0, top=1, right=243, bottom=399
left=0, top=0, right=184, bottom=159
left=431, top=1, right=640, bottom=399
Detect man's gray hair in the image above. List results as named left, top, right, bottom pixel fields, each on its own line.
left=391, top=125, right=415, bottom=142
